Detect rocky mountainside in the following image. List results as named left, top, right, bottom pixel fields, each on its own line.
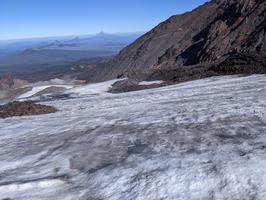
left=0, top=74, right=29, bottom=90
left=0, top=75, right=32, bottom=100
left=86, top=0, right=266, bottom=82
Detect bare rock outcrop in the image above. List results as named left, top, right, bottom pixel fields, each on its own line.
left=0, top=101, right=58, bottom=118
left=0, top=75, right=31, bottom=100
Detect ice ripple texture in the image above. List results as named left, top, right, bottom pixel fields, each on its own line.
left=0, top=75, right=266, bottom=200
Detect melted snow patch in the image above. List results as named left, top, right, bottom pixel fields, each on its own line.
left=139, top=80, right=164, bottom=85
left=19, top=85, right=73, bottom=99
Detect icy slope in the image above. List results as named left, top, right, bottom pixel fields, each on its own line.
left=18, top=79, right=123, bottom=100
left=0, top=75, right=266, bottom=200
left=18, top=85, right=73, bottom=98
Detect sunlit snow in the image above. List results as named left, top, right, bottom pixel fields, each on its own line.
left=0, top=75, right=266, bottom=200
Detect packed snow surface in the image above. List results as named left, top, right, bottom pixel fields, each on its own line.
left=65, top=79, right=122, bottom=96
left=0, top=75, right=266, bottom=200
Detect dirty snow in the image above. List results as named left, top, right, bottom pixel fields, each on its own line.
left=0, top=75, right=266, bottom=200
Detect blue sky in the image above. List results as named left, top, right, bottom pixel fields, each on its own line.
left=0, top=0, right=208, bottom=40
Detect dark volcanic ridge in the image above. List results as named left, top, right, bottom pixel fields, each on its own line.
left=0, top=101, right=58, bottom=118
left=83, top=0, right=266, bottom=83
left=108, top=79, right=165, bottom=93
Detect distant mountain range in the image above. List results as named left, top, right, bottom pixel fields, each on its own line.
left=22, top=32, right=143, bottom=52
left=0, top=32, right=143, bottom=78
left=85, top=0, right=266, bottom=82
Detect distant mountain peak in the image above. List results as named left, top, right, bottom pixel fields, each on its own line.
left=51, top=40, right=62, bottom=46
left=21, top=47, right=42, bottom=54
left=94, top=32, right=112, bottom=37
left=98, top=31, right=107, bottom=35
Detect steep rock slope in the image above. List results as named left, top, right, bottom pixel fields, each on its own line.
left=87, top=0, right=266, bottom=82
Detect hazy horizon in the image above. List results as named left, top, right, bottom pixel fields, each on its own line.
left=0, top=31, right=145, bottom=42
left=0, top=0, right=208, bottom=40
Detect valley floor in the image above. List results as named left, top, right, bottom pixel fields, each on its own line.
left=0, top=75, right=266, bottom=200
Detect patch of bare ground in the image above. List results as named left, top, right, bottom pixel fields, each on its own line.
left=0, top=101, right=58, bottom=118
